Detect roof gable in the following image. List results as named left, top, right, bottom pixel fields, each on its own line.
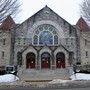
left=76, top=17, right=90, bottom=30
left=20, top=5, right=73, bottom=28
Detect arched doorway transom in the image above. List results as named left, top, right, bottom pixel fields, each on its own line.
left=26, top=52, right=35, bottom=69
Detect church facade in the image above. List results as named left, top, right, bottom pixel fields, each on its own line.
left=13, top=6, right=80, bottom=70
left=0, top=6, right=90, bottom=76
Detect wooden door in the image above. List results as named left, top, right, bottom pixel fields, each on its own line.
left=56, top=53, right=65, bottom=68
left=41, top=52, right=50, bottom=69
left=56, top=58, right=65, bottom=68
left=26, top=53, right=35, bottom=69
left=41, top=58, right=50, bottom=68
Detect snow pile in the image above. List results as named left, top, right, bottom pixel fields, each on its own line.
left=49, top=79, right=71, bottom=84
left=70, top=73, right=90, bottom=80
left=1, top=73, right=90, bottom=83
left=0, top=74, right=19, bottom=83
left=49, top=73, right=90, bottom=84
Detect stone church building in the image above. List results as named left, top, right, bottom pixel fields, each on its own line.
left=0, top=6, right=90, bottom=78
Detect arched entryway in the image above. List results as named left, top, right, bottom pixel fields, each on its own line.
left=41, top=52, right=50, bottom=69
left=56, top=52, right=65, bottom=68
left=26, top=52, right=35, bottom=69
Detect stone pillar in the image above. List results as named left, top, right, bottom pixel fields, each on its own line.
left=51, top=51, right=56, bottom=70
left=68, top=66, right=73, bottom=76
left=35, top=51, right=40, bottom=70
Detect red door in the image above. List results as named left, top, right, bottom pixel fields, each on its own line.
left=41, top=58, right=50, bottom=68
left=26, top=58, right=35, bottom=68
left=56, top=58, right=61, bottom=68
left=26, top=53, right=35, bottom=69
left=56, top=53, right=65, bottom=68
left=56, top=58, right=65, bottom=68
left=41, top=52, right=50, bottom=69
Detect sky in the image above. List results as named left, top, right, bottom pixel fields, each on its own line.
left=16, top=0, right=83, bottom=25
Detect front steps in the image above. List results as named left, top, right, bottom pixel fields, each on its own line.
left=20, top=69, right=70, bottom=81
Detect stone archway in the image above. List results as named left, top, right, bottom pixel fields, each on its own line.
left=41, top=52, right=50, bottom=69
left=56, top=52, right=65, bottom=68
left=26, top=52, right=35, bottom=69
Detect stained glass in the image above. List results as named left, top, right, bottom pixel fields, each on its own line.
left=54, top=35, right=58, bottom=44
left=34, top=35, right=38, bottom=44
left=53, top=30, right=56, bottom=34
left=39, top=27, right=43, bottom=31
left=33, top=24, right=58, bottom=45
left=39, top=31, right=53, bottom=45
left=42, top=52, right=50, bottom=57
left=49, top=27, right=53, bottom=31
left=35, top=30, right=39, bottom=34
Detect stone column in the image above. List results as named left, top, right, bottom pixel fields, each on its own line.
left=36, top=50, right=40, bottom=70
left=51, top=51, right=56, bottom=70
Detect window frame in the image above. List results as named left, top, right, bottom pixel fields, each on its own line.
left=33, top=24, right=59, bottom=46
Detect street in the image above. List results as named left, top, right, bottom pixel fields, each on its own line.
left=0, top=87, right=90, bottom=90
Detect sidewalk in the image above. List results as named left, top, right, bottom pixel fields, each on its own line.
left=1, top=79, right=90, bottom=88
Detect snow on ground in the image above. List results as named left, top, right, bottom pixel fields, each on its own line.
left=0, top=73, right=90, bottom=83
left=0, top=74, right=19, bottom=83
left=70, top=73, right=90, bottom=80
left=49, top=79, right=72, bottom=84
left=49, top=73, right=90, bottom=84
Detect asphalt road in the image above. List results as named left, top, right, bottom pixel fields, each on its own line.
left=0, top=87, right=90, bottom=90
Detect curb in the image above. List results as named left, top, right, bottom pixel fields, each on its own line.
left=0, top=80, right=90, bottom=88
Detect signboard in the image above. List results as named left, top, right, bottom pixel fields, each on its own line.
left=6, top=66, right=14, bottom=71
left=5, top=65, right=16, bottom=73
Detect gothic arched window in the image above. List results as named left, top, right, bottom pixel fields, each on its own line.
left=33, top=24, right=58, bottom=45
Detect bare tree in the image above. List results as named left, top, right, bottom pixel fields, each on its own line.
left=81, top=0, right=90, bottom=25
left=0, top=0, right=20, bottom=23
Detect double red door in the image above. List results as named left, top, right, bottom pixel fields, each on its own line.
left=41, top=52, right=50, bottom=69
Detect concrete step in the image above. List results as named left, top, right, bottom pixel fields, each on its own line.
left=20, top=69, right=69, bottom=81
left=22, top=69, right=68, bottom=76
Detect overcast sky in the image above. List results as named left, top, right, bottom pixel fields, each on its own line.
left=17, top=0, right=83, bottom=25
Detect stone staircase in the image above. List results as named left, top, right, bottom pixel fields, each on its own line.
left=20, top=69, right=70, bottom=81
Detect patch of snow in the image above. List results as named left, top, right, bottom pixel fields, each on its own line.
left=0, top=74, right=19, bottom=83
left=49, top=73, right=90, bottom=84
left=70, top=73, right=90, bottom=80
left=49, top=79, right=71, bottom=84
left=11, top=71, right=15, bottom=73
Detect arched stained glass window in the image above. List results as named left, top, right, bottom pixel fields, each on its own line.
left=39, top=31, right=53, bottom=45
left=33, top=35, right=38, bottom=44
left=33, top=24, right=58, bottom=45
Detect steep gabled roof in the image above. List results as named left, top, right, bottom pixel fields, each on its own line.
left=76, top=17, right=90, bottom=30
left=19, top=5, right=73, bottom=29
left=0, top=16, right=15, bottom=30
